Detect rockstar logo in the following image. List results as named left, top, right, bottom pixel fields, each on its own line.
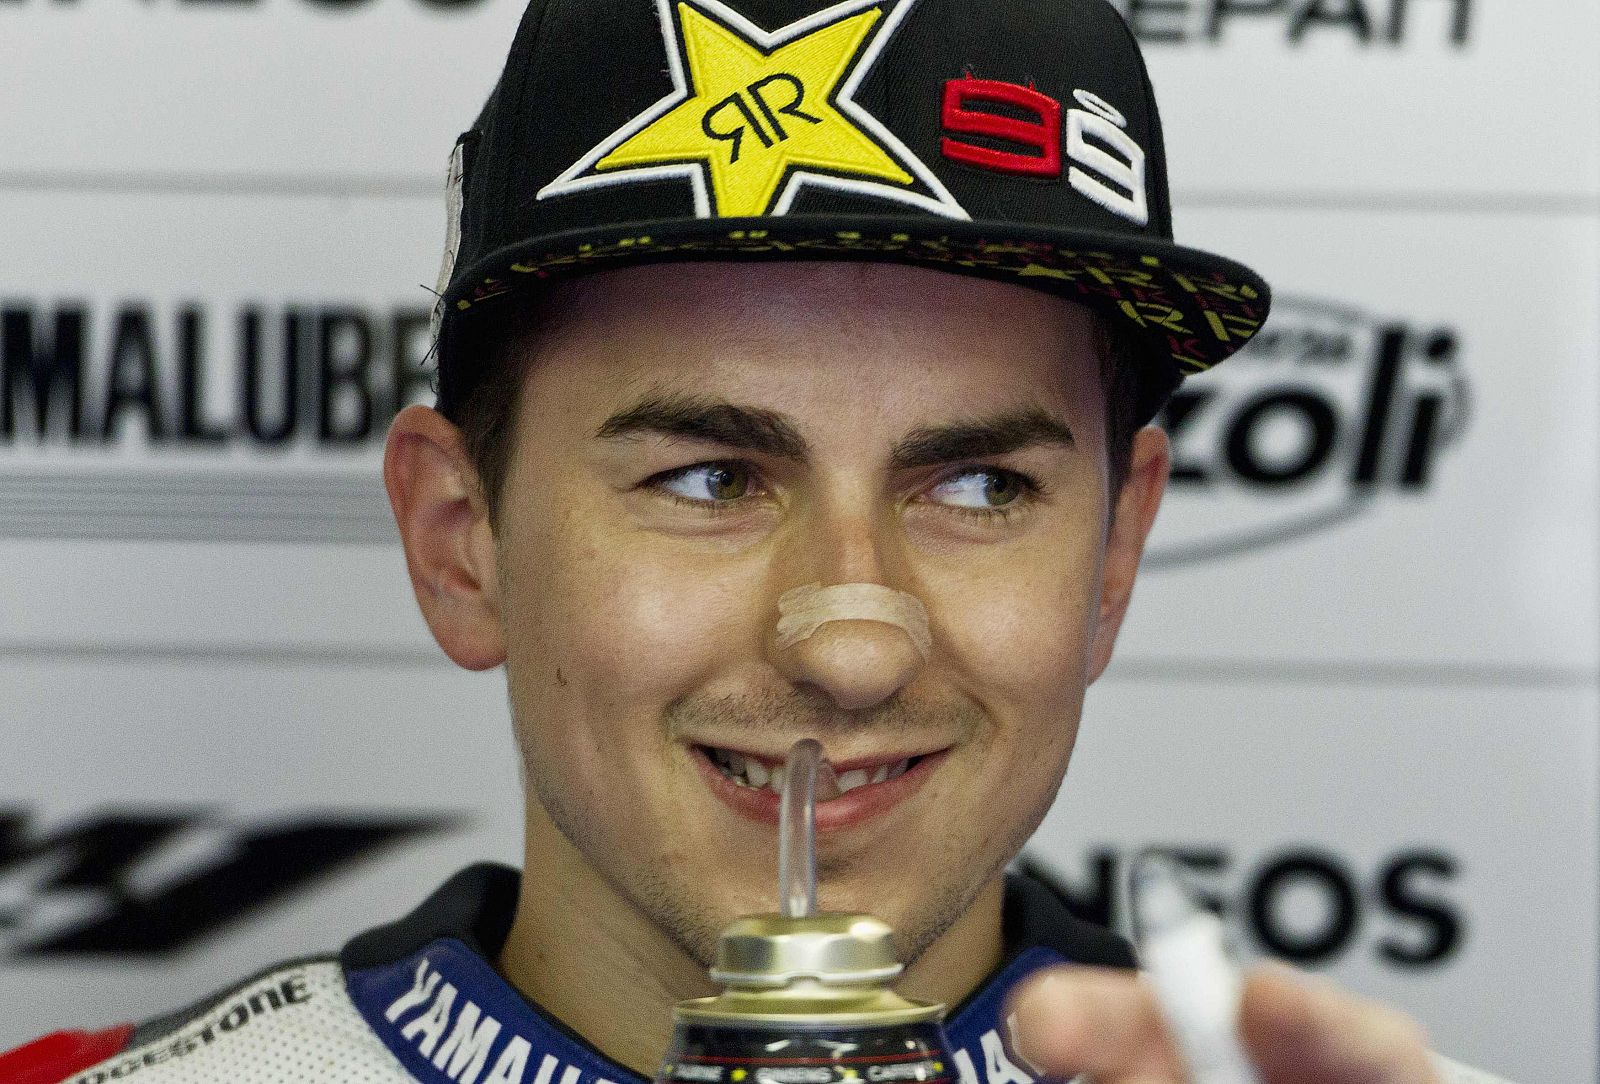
left=540, top=0, right=967, bottom=220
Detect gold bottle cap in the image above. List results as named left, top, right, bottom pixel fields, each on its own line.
left=675, top=913, right=944, bottom=1027
left=711, top=913, right=903, bottom=987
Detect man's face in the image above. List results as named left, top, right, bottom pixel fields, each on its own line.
left=488, top=261, right=1127, bottom=968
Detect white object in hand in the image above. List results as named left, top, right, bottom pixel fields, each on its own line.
left=1430, top=1053, right=1517, bottom=1084
left=1132, top=855, right=1519, bottom=1084
left=1134, top=855, right=1259, bottom=1084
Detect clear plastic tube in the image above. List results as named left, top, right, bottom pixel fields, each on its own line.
left=778, top=738, right=839, bottom=918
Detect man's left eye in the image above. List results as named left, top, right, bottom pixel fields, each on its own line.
left=656, top=462, right=754, bottom=503
left=928, top=468, right=1030, bottom=509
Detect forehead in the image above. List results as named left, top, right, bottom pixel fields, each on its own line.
left=511, top=261, right=1106, bottom=425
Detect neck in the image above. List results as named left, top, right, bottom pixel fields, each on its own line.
left=497, top=808, right=714, bottom=1077
left=896, top=875, right=1007, bottom=1013
left=497, top=807, right=1009, bottom=1077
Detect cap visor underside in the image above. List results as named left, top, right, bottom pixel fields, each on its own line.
left=440, top=216, right=1271, bottom=415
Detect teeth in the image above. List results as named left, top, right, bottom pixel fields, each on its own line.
left=836, top=769, right=870, bottom=793
left=707, top=749, right=916, bottom=795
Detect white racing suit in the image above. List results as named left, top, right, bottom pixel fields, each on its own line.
left=1, top=863, right=1510, bottom=1084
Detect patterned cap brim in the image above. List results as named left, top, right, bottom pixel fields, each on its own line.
left=437, top=215, right=1272, bottom=423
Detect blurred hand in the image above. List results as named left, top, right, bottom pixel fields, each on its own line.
left=1008, top=963, right=1442, bottom=1084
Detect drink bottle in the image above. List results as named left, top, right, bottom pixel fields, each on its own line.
left=659, top=912, right=955, bottom=1084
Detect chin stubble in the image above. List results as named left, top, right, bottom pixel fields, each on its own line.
left=512, top=682, right=1049, bottom=975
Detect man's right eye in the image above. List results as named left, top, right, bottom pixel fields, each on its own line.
left=651, top=462, right=755, bottom=504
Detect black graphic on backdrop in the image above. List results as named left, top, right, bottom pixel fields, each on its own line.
left=3, top=304, right=434, bottom=445
left=1024, top=846, right=1463, bottom=969
left=0, top=302, right=436, bottom=543
left=1148, top=296, right=1470, bottom=568
left=0, top=808, right=460, bottom=957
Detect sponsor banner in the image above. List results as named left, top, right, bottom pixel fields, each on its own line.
left=1034, top=676, right=1600, bottom=1084
left=1122, top=204, right=1600, bottom=671
left=1, top=0, right=1595, bottom=201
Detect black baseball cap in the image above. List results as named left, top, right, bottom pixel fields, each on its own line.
left=432, top=0, right=1271, bottom=424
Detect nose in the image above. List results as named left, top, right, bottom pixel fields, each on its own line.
left=771, top=556, right=934, bottom=716
left=769, top=504, right=932, bottom=711
left=773, top=594, right=929, bottom=710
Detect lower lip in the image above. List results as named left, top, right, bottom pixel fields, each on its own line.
left=692, top=746, right=947, bottom=831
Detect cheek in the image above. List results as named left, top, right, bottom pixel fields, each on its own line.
left=932, top=537, right=1101, bottom=722
left=499, top=503, right=769, bottom=747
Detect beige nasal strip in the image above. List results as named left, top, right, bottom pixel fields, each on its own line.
left=775, top=583, right=933, bottom=661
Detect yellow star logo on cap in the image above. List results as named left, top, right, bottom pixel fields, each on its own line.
left=540, top=0, right=966, bottom=220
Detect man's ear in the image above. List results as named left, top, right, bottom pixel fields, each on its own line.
left=383, top=404, right=507, bottom=671
left=1087, top=425, right=1171, bottom=684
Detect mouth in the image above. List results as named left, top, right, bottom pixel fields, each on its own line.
left=690, top=743, right=948, bottom=831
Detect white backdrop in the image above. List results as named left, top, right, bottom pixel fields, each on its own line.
left=2, top=1, right=1597, bottom=1082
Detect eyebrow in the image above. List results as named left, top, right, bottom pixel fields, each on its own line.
left=595, top=391, right=1074, bottom=468
left=890, top=409, right=1075, bottom=469
left=596, top=391, right=809, bottom=458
